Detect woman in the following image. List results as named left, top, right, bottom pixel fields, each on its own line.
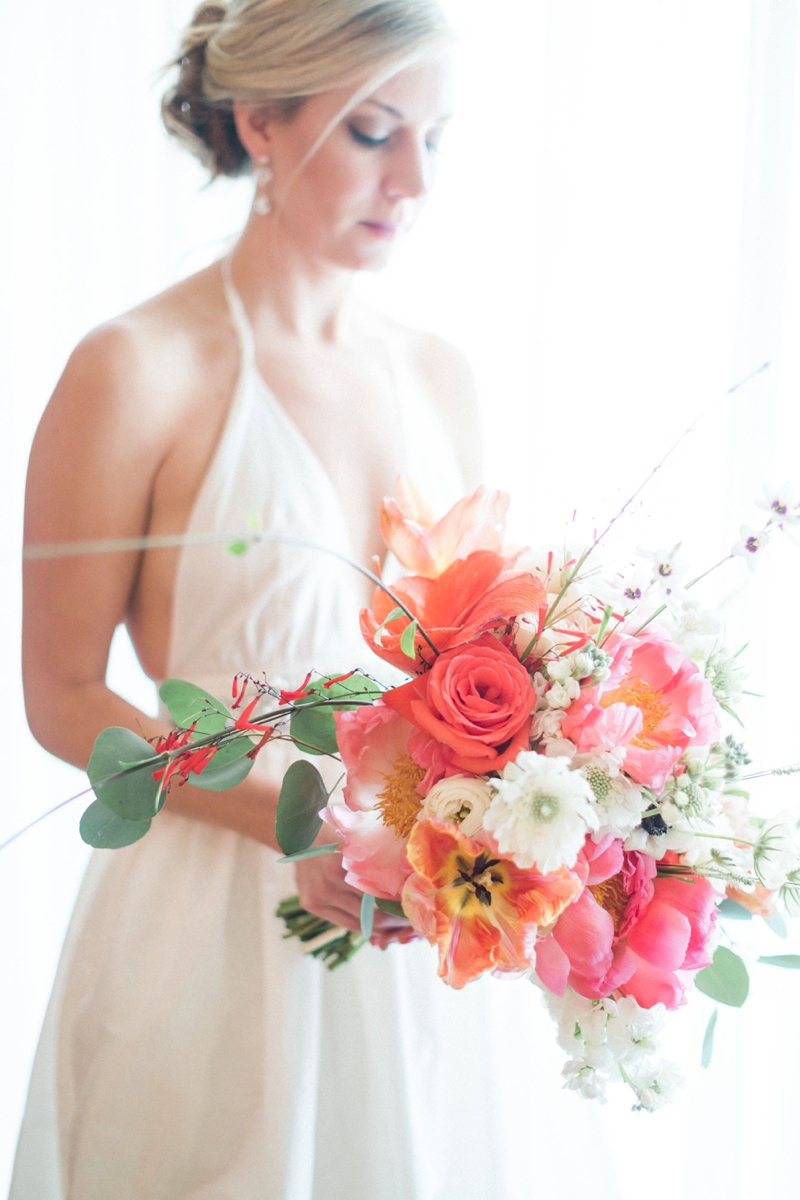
left=15, top=2, right=619, bottom=1196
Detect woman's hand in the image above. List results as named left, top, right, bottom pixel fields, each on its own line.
left=295, top=850, right=414, bottom=946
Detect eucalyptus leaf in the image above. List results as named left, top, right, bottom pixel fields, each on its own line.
left=360, top=892, right=375, bottom=940
left=87, top=727, right=161, bottom=821
left=277, top=843, right=341, bottom=864
left=276, top=760, right=328, bottom=856
left=400, top=619, right=418, bottom=660
left=757, top=954, right=800, bottom=969
left=695, top=946, right=750, bottom=1007
left=159, top=678, right=230, bottom=734
left=700, top=1007, right=718, bottom=1069
left=190, top=738, right=253, bottom=791
left=290, top=704, right=338, bottom=756
left=79, top=800, right=151, bottom=849
left=764, top=911, right=789, bottom=939
left=717, top=898, right=753, bottom=921
left=375, top=898, right=406, bottom=919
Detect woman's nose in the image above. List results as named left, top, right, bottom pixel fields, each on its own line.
left=383, top=136, right=431, bottom=202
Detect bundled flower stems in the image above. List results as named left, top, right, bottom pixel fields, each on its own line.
left=81, top=479, right=800, bottom=1110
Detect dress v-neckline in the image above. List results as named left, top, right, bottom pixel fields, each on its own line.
left=220, top=256, right=407, bottom=566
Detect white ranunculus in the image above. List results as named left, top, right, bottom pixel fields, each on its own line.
left=421, top=775, right=493, bottom=838
left=485, top=752, right=598, bottom=873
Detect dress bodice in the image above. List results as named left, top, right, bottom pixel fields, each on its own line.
left=166, top=261, right=464, bottom=698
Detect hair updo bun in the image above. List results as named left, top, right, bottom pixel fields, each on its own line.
left=162, top=0, right=451, bottom=179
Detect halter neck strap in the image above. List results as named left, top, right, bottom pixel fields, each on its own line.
left=220, top=255, right=257, bottom=370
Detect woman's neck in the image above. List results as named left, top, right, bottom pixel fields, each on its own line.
left=229, top=217, right=358, bottom=345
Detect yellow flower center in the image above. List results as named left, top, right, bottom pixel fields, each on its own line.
left=589, top=871, right=629, bottom=935
left=600, top=678, right=670, bottom=750
left=451, top=851, right=506, bottom=910
left=376, top=753, right=426, bottom=838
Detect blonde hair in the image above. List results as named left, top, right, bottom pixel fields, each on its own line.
left=162, top=0, right=452, bottom=178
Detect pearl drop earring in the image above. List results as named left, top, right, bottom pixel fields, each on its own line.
left=253, top=155, right=273, bottom=215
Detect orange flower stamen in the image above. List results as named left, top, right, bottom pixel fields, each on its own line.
left=376, top=753, right=425, bottom=838
left=589, top=871, right=630, bottom=934
left=600, top=679, right=670, bottom=750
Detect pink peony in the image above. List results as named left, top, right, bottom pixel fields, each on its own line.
left=323, top=703, right=421, bottom=900
left=560, top=633, right=720, bottom=790
left=534, top=837, right=717, bottom=1009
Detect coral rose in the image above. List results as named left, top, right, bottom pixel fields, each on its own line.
left=384, top=633, right=535, bottom=774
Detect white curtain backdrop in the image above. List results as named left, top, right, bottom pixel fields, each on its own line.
left=2, top=0, right=800, bottom=1194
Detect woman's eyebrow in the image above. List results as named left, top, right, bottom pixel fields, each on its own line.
left=364, top=99, right=404, bottom=119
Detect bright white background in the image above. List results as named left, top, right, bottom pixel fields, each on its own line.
left=2, top=0, right=800, bottom=1195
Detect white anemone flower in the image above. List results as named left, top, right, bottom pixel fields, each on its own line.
left=420, top=775, right=492, bottom=838
left=485, top=752, right=598, bottom=873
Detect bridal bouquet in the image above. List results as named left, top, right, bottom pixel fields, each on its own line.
left=81, top=480, right=800, bottom=1110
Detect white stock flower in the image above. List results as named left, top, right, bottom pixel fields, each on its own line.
left=629, top=1060, right=684, bottom=1112
left=531, top=707, right=566, bottom=741
left=604, top=997, right=665, bottom=1066
left=486, top=752, right=599, bottom=872
left=561, top=1061, right=608, bottom=1102
left=732, top=525, right=771, bottom=571
left=753, top=811, right=800, bottom=890
left=420, top=775, right=492, bottom=838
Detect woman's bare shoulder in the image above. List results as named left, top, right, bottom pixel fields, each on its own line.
left=52, top=263, right=237, bottom=443
left=376, top=315, right=482, bottom=488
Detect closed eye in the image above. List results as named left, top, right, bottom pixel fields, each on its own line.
left=348, top=125, right=390, bottom=148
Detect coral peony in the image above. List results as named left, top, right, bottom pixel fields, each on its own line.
left=323, top=704, right=421, bottom=900
left=560, top=633, right=720, bottom=790
left=403, top=818, right=580, bottom=988
left=384, top=633, right=535, bottom=774
left=535, top=836, right=717, bottom=1009
left=361, top=550, right=546, bottom=673
left=380, top=479, right=510, bottom=578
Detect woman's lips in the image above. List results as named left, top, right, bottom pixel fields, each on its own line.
left=360, top=221, right=398, bottom=239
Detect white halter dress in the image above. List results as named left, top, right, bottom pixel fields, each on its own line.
left=11, top=269, right=619, bottom=1200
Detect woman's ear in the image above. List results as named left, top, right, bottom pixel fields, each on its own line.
left=233, top=101, right=273, bottom=161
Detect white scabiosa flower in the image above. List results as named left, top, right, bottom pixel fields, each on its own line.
left=485, top=752, right=599, bottom=873
left=420, top=775, right=492, bottom=838
left=753, top=811, right=800, bottom=889
left=577, top=751, right=644, bottom=840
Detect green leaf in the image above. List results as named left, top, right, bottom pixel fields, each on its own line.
left=289, top=673, right=382, bottom=756
left=695, top=946, right=750, bottom=1007
left=375, top=898, right=406, bottom=918
left=400, top=619, right=418, bottom=660
left=701, top=1007, right=718, bottom=1069
left=228, top=540, right=248, bottom=556
left=190, top=738, right=254, bottom=791
left=764, top=911, right=788, bottom=938
left=277, top=843, right=341, bottom=864
left=757, top=954, right=800, bottom=969
left=372, top=606, right=406, bottom=644
left=159, top=679, right=230, bottom=734
left=717, top=897, right=753, bottom=921
left=290, top=704, right=338, bottom=756
left=360, top=892, right=375, bottom=940
left=276, top=760, right=328, bottom=856
left=79, top=800, right=151, bottom=849
left=719, top=702, right=745, bottom=728
left=87, top=727, right=161, bottom=821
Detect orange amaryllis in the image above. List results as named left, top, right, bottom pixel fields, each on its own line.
left=403, top=819, right=580, bottom=989
left=361, top=550, right=546, bottom=673
left=381, top=478, right=510, bottom=579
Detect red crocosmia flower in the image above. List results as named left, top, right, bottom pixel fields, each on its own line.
left=384, top=633, right=535, bottom=774
left=380, top=479, right=511, bottom=579
left=362, top=550, right=547, bottom=673
left=403, top=818, right=580, bottom=989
